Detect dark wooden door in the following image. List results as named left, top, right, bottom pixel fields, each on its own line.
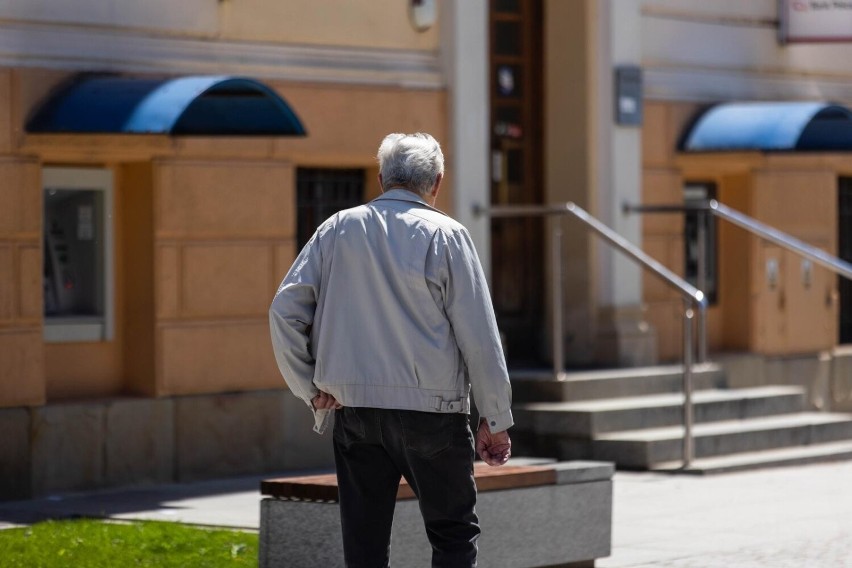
left=489, top=0, right=544, bottom=366
left=840, top=177, right=852, bottom=344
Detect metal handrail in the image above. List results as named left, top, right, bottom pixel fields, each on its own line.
left=625, top=199, right=852, bottom=364
left=710, top=200, right=852, bottom=280
left=474, top=201, right=706, bottom=467
left=625, top=200, right=852, bottom=280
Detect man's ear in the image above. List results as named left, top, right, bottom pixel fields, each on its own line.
left=378, top=173, right=384, bottom=192
left=430, top=172, right=443, bottom=199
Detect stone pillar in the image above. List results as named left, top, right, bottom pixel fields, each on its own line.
left=591, top=0, right=656, bottom=366
left=545, top=0, right=655, bottom=367
left=440, top=0, right=491, bottom=280
left=544, top=0, right=597, bottom=365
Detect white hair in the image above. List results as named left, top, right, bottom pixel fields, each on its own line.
left=376, top=132, right=444, bottom=197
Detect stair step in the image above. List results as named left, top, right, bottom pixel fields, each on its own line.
left=511, top=363, right=725, bottom=403
left=514, top=386, right=806, bottom=436
left=650, top=440, right=852, bottom=474
left=592, top=413, right=852, bottom=468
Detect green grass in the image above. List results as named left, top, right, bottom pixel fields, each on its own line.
left=0, top=519, right=258, bottom=567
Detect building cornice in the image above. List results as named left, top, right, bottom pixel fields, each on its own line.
left=0, top=20, right=444, bottom=89
left=645, top=64, right=852, bottom=103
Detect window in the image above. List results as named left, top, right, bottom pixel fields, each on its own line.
left=43, top=168, right=114, bottom=342
left=684, top=182, right=718, bottom=305
left=296, top=168, right=365, bottom=249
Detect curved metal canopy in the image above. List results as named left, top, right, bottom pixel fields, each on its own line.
left=680, top=102, right=852, bottom=152
left=26, top=75, right=306, bottom=136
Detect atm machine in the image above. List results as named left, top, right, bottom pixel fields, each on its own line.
left=43, top=189, right=104, bottom=319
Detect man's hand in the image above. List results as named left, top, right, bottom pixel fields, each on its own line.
left=312, top=391, right=342, bottom=410
left=476, top=420, right=511, bottom=466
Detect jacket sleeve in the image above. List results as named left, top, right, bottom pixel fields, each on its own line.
left=269, top=229, right=325, bottom=414
left=441, top=227, right=513, bottom=433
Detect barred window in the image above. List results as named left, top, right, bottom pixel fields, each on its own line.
left=296, top=168, right=365, bottom=249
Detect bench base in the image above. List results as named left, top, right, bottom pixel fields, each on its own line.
left=260, top=461, right=613, bottom=568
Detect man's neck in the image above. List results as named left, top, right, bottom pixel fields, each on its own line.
left=384, top=187, right=435, bottom=206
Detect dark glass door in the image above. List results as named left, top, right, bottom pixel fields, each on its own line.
left=840, top=177, right=852, bottom=344
left=489, top=0, right=544, bottom=366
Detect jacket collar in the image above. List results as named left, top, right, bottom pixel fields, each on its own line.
left=373, top=188, right=429, bottom=206
left=372, top=188, right=449, bottom=217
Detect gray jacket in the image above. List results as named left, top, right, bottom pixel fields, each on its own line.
left=269, top=189, right=512, bottom=434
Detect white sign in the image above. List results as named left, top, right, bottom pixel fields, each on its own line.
left=77, top=205, right=94, bottom=241
left=780, top=0, right=852, bottom=43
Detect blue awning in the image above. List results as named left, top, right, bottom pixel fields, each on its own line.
left=26, top=75, right=306, bottom=136
left=680, top=102, right=852, bottom=152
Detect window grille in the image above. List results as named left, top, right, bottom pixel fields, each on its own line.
left=296, top=168, right=365, bottom=250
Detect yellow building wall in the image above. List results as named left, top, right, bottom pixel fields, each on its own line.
left=645, top=101, right=844, bottom=359
left=154, top=81, right=449, bottom=397
left=220, top=0, right=439, bottom=51
left=0, top=69, right=43, bottom=409
left=0, top=155, right=44, bottom=407
left=0, top=70, right=11, bottom=154
left=750, top=168, right=838, bottom=355
left=718, top=172, right=752, bottom=351
left=544, top=0, right=599, bottom=362
left=153, top=159, right=295, bottom=396
left=641, top=101, right=708, bottom=361
left=6, top=64, right=448, bottom=400
left=120, top=162, right=156, bottom=396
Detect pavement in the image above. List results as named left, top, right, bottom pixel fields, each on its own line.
left=1, top=460, right=851, bottom=567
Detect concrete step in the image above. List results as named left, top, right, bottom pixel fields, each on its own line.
left=511, top=363, right=726, bottom=403
left=514, top=386, right=806, bottom=437
left=592, top=413, right=852, bottom=469
left=650, top=440, right=852, bottom=475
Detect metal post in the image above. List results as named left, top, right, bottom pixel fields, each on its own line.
left=682, top=301, right=695, bottom=468
left=696, top=210, right=708, bottom=363
left=552, top=224, right=565, bottom=379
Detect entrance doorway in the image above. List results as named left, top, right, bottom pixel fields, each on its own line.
left=840, top=177, right=852, bottom=344
left=488, top=0, right=545, bottom=365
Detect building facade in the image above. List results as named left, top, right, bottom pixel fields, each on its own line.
left=2, top=0, right=852, bottom=498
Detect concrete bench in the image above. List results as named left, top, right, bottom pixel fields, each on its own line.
left=260, top=460, right=614, bottom=568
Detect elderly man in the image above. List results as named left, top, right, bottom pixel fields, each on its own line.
left=270, top=132, right=512, bottom=567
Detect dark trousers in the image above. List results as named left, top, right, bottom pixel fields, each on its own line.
left=333, top=407, right=480, bottom=568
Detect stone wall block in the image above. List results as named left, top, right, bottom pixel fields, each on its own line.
left=175, top=390, right=290, bottom=481
left=831, top=350, right=852, bottom=413
left=0, top=408, right=31, bottom=500
left=280, top=393, right=334, bottom=471
left=105, top=398, right=174, bottom=487
left=31, top=403, right=105, bottom=495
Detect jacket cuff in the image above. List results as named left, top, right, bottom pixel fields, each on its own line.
left=312, top=408, right=333, bottom=434
left=482, top=409, right=513, bottom=433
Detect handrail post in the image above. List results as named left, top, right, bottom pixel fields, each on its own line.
left=552, top=223, right=565, bottom=379
left=682, top=300, right=695, bottom=468
left=696, top=210, right=708, bottom=363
